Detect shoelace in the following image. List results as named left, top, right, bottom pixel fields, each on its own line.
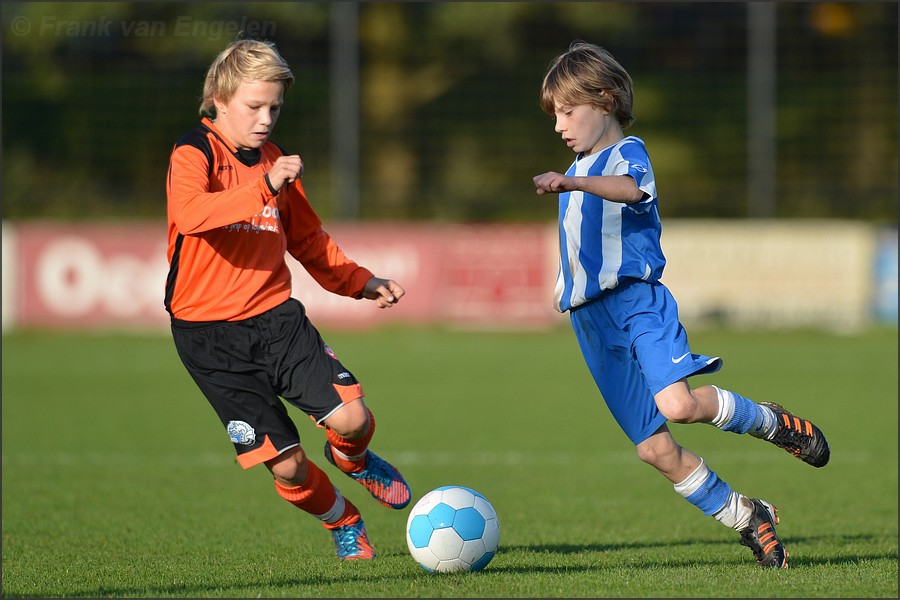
left=740, top=530, right=765, bottom=561
left=356, top=454, right=396, bottom=485
left=775, top=423, right=813, bottom=452
left=741, top=525, right=778, bottom=561
left=334, top=525, right=364, bottom=554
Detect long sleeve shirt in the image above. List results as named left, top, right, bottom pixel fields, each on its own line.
left=165, top=118, right=372, bottom=322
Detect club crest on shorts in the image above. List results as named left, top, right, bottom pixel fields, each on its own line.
left=227, top=420, right=256, bottom=445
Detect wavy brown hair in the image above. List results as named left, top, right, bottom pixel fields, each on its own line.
left=539, top=41, right=635, bottom=129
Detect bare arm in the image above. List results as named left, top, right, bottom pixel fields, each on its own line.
left=533, top=172, right=645, bottom=204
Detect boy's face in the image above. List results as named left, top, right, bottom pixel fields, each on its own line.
left=213, top=80, right=284, bottom=150
left=552, top=101, right=620, bottom=156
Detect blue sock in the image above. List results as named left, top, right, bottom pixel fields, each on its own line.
left=713, top=387, right=760, bottom=434
left=674, top=459, right=731, bottom=516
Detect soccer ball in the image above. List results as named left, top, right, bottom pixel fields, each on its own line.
left=405, top=485, right=500, bottom=573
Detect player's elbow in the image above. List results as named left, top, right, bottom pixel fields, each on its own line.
left=626, top=187, right=647, bottom=204
left=172, top=213, right=205, bottom=235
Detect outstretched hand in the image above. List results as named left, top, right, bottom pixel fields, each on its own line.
left=362, top=276, right=405, bottom=308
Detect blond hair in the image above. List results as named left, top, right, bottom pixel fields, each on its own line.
left=199, top=39, right=295, bottom=117
left=539, top=41, right=635, bottom=129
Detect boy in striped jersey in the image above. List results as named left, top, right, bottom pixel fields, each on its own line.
left=165, top=39, right=410, bottom=561
left=533, top=41, right=829, bottom=568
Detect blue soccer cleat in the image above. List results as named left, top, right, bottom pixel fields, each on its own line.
left=325, top=442, right=411, bottom=509
left=330, top=518, right=375, bottom=560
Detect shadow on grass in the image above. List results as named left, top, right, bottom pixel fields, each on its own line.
left=29, top=533, right=895, bottom=598
left=503, top=531, right=889, bottom=553
left=499, top=531, right=897, bottom=569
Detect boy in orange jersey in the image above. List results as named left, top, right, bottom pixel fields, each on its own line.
left=165, top=38, right=410, bottom=560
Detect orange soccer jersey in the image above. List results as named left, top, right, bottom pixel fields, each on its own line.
left=165, top=118, right=373, bottom=322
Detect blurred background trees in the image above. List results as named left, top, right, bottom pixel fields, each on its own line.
left=3, top=2, right=897, bottom=223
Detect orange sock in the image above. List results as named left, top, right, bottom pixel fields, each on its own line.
left=326, top=408, right=375, bottom=474
left=274, top=460, right=360, bottom=528
left=324, top=500, right=362, bottom=530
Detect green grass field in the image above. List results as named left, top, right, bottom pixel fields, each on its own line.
left=2, top=324, right=897, bottom=598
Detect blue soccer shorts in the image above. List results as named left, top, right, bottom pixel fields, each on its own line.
left=569, top=279, right=722, bottom=446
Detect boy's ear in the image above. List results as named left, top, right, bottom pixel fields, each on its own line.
left=592, top=102, right=611, bottom=116
left=596, top=91, right=615, bottom=115
left=599, top=98, right=615, bottom=116
left=213, top=96, right=228, bottom=115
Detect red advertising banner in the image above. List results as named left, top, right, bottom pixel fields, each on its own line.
left=4, top=222, right=561, bottom=331
left=11, top=222, right=171, bottom=329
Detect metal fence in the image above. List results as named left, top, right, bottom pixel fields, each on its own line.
left=3, top=2, right=897, bottom=223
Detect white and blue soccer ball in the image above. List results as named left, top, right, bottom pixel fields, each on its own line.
left=405, top=485, right=500, bottom=573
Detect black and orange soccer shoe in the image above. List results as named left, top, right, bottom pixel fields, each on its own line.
left=739, top=498, right=788, bottom=569
left=760, top=402, right=831, bottom=468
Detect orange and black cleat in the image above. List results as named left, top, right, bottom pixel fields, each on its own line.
left=760, top=402, right=830, bottom=468
left=739, top=498, right=788, bottom=569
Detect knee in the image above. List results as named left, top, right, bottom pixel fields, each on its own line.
left=268, top=446, right=309, bottom=486
left=656, top=392, right=697, bottom=424
left=636, top=437, right=678, bottom=470
left=324, top=399, right=370, bottom=439
left=635, top=441, right=661, bottom=467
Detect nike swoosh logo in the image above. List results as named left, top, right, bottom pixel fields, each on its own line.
left=671, top=352, right=690, bottom=364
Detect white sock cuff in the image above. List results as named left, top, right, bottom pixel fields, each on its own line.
left=331, top=445, right=367, bottom=462
left=710, top=385, right=735, bottom=428
left=313, top=487, right=346, bottom=524
left=714, top=492, right=752, bottom=530
left=758, top=404, right=777, bottom=439
left=673, top=458, right=710, bottom=498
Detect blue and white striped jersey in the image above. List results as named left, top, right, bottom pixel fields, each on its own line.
left=554, top=136, right=666, bottom=312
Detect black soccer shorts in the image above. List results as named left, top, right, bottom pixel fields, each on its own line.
left=171, top=298, right=364, bottom=469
